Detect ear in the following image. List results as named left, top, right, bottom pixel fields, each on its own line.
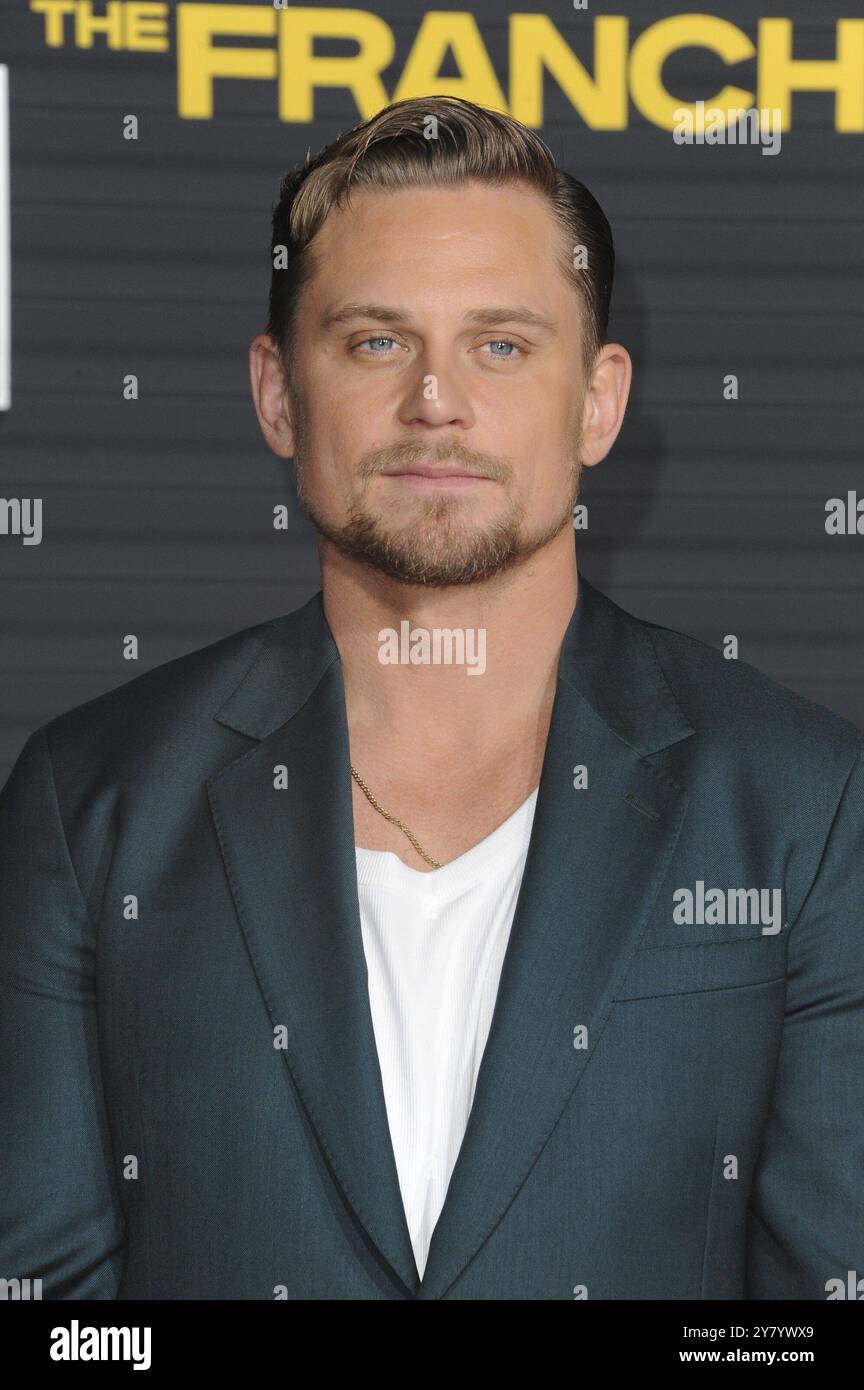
left=579, top=343, right=632, bottom=468
left=248, top=334, right=298, bottom=461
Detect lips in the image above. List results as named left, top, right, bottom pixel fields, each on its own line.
left=382, top=463, right=490, bottom=480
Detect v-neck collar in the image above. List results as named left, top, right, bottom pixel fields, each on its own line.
left=355, top=786, right=539, bottom=901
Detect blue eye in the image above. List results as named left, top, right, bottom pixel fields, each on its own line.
left=483, top=340, right=519, bottom=358
left=357, top=336, right=396, bottom=353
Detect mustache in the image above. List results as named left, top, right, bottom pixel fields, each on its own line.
left=358, top=440, right=511, bottom=483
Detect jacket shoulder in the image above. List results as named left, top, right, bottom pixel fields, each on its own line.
left=638, top=609, right=863, bottom=763
left=36, top=616, right=280, bottom=771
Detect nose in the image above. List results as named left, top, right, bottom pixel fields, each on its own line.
left=396, top=352, right=476, bottom=433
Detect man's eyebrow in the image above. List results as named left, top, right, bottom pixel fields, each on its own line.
left=319, top=303, right=558, bottom=333
left=467, top=306, right=558, bottom=333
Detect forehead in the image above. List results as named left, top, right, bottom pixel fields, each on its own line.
left=302, top=180, right=574, bottom=315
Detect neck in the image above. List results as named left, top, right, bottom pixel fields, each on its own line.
left=321, top=527, right=579, bottom=764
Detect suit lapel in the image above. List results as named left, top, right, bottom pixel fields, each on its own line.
left=207, top=595, right=420, bottom=1294
left=206, top=575, right=696, bottom=1300
left=418, top=579, right=695, bottom=1298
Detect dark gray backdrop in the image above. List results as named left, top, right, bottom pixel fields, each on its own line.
left=1, top=0, right=862, bottom=786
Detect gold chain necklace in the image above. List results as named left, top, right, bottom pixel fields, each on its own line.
left=350, top=764, right=442, bottom=870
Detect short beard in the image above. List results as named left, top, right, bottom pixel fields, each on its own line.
left=288, top=383, right=582, bottom=588
left=295, top=479, right=579, bottom=587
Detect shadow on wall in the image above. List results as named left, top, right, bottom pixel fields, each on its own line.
left=571, top=256, right=667, bottom=595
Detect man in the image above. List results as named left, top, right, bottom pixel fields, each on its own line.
left=1, top=95, right=862, bottom=1301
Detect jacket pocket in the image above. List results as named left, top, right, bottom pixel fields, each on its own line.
left=612, top=934, right=788, bottom=1002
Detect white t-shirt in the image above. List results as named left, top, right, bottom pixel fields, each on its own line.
left=355, top=786, right=539, bottom=1281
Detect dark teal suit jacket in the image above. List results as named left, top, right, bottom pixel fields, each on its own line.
left=1, top=574, right=863, bottom=1300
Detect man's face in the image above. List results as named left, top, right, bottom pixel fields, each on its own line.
left=279, top=181, right=590, bottom=586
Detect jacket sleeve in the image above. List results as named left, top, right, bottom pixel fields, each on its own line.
left=746, top=737, right=864, bottom=1299
left=0, top=726, right=125, bottom=1298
